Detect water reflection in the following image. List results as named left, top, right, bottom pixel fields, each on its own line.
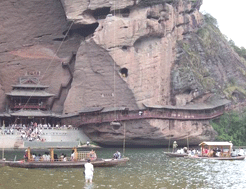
left=0, top=148, right=245, bottom=189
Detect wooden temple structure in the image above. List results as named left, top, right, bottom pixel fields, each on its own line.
left=2, top=72, right=60, bottom=126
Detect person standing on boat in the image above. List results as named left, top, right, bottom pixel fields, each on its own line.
left=173, top=141, right=178, bottom=152
left=84, top=159, right=94, bottom=183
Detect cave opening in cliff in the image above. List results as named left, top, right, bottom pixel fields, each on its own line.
left=113, top=8, right=130, bottom=17
left=122, top=45, right=128, bottom=50
left=63, top=23, right=99, bottom=38
left=92, top=7, right=111, bottom=19
left=119, top=68, right=128, bottom=77
left=184, top=88, right=192, bottom=94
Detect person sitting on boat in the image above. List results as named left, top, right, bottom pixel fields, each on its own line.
left=42, top=152, right=48, bottom=161
left=60, top=153, right=64, bottom=161
left=71, top=150, right=75, bottom=161
left=215, top=148, right=221, bottom=157
left=46, top=153, right=51, bottom=161
left=63, top=155, right=67, bottom=161
left=24, top=149, right=28, bottom=161
left=117, top=151, right=121, bottom=159
left=32, top=153, right=36, bottom=161
left=54, top=154, right=58, bottom=161
left=183, top=147, right=188, bottom=153
left=188, top=149, right=195, bottom=156
left=35, top=154, right=41, bottom=162
left=203, top=148, right=208, bottom=155
left=231, top=149, right=237, bottom=157
left=87, top=140, right=90, bottom=146
left=180, top=148, right=184, bottom=154
left=113, top=152, right=119, bottom=159
left=212, top=149, right=217, bottom=157
left=89, top=150, right=97, bottom=161
left=238, top=148, right=245, bottom=156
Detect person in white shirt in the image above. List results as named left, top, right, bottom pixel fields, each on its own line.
left=238, top=148, right=245, bottom=156
left=84, top=159, right=94, bottom=183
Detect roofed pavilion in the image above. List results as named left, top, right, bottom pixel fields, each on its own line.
left=5, top=72, right=59, bottom=126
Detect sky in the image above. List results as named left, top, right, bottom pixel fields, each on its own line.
left=200, top=0, right=246, bottom=48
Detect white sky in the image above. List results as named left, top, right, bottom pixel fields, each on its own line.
left=200, top=0, right=246, bottom=48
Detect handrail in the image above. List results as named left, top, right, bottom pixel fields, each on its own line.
left=77, top=110, right=225, bottom=125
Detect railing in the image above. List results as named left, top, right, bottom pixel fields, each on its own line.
left=78, top=110, right=225, bottom=125
left=11, top=104, right=47, bottom=109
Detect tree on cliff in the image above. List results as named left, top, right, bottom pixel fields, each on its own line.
left=228, top=40, right=246, bottom=60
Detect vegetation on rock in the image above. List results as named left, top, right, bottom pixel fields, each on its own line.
left=211, top=110, right=246, bottom=146
left=228, top=40, right=246, bottom=61
left=173, top=13, right=246, bottom=102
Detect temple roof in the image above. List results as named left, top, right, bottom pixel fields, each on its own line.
left=199, top=141, right=232, bottom=147
left=101, top=107, right=129, bottom=113
left=10, top=110, right=60, bottom=117
left=79, top=107, right=104, bottom=113
left=12, top=84, right=49, bottom=88
left=6, top=90, right=55, bottom=97
left=143, top=99, right=231, bottom=111
left=60, top=112, right=79, bottom=118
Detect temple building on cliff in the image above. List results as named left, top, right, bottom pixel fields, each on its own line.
left=2, top=72, right=60, bottom=126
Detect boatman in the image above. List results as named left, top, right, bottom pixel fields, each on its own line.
left=84, top=159, right=94, bottom=183
left=173, top=141, right=178, bottom=152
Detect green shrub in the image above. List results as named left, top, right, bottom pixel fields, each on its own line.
left=211, top=110, right=246, bottom=146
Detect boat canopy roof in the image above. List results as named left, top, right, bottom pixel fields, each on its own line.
left=199, top=141, right=232, bottom=147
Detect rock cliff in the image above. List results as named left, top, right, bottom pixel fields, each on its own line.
left=1, top=0, right=246, bottom=146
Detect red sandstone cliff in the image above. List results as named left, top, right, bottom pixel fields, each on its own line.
left=1, top=0, right=246, bottom=146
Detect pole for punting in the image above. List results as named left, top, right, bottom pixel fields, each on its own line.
left=2, top=120, right=5, bottom=160
left=123, top=122, right=126, bottom=157
left=187, top=132, right=189, bottom=150
left=168, top=135, right=171, bottom=152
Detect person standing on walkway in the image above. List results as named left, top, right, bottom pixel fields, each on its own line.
left=84, top=159, right=94, bottom=183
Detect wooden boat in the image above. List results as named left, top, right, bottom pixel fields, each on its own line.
left=164, top=152, right=188, bottom=157
left=0, top=147, right=129, bottom=168
left=185, top=141, right=245, bottom=160
left=185, top=155, right=245, bottom=160
left=1, top=157, right=129, bottom=168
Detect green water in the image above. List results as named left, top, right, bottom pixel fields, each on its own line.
left=0, top=148, right=246, bottom=189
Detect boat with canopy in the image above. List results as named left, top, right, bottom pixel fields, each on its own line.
left=185, top=141, right=245, bottom=160
left=0, top=147, right=129, bottom=168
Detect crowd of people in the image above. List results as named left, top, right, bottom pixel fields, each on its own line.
left=1, top=122, right=75, bottom=142
left=24, top=150, right=76, bottom=162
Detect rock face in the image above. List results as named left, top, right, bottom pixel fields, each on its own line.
left=63, top=0, right=204, bottom=111
left=63, top=40, right=138, bottom=113
left=0, top=0, right=84, bottom=113
left=1, top=0, right=246, bottom=146
left=82, top=119, right=216, bottom=147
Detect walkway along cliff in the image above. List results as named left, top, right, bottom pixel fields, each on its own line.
left=61, top=97, right=230, bottom=147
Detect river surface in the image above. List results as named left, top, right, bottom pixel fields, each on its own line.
left=0, top=148, right=246, bottom=189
